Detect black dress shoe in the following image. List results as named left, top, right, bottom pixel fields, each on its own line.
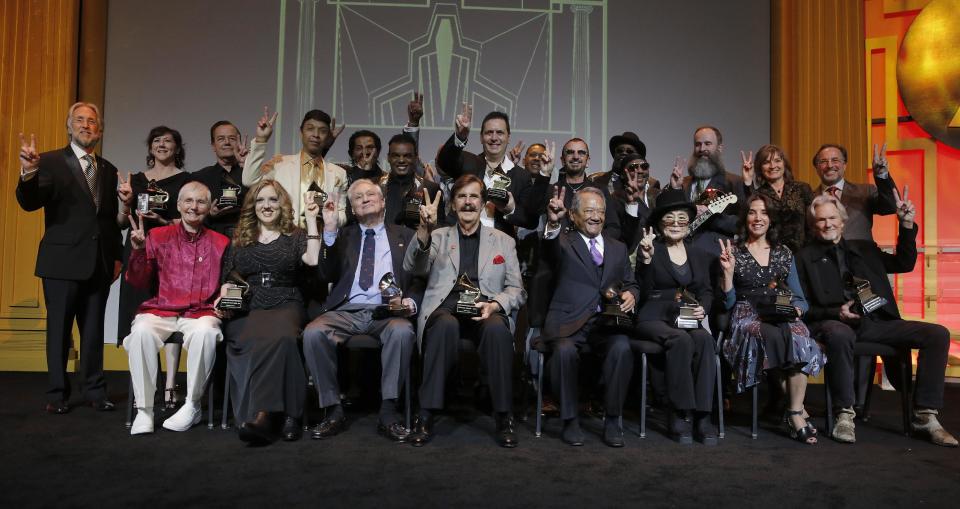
left=495, top=414, right=518, bottom=448
left=410, top=415, right=434, bottom=447
left=282, top=416, right=302, bottom=441
left=694, top=414, right=718, bottom=446
left=311, top=415, right=347, bottom=439
left=561, top=419, right=585, bottom=446
left=239, top=411, right=273, bottom=444
left=378, top=420, right=412, bottom=442
left=669, top=410, right=693, bottom=445
left=90, top=399, right=116, bottom=412
left=603, top=417, right=625, bottom=448
left=45, top=401, right=70, bottom=414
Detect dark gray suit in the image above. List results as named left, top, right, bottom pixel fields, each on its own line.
left=814, top=177, right=897, bottom=242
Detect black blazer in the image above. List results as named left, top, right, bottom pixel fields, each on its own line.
left=15, top=145, right=122, bottom=281
left=541, top=230, right=639, bottom=340
left=316, top=222, right=424, bottom=314
left=813, top=178, right=898, bottom=241
left=795, top=224, right=917, bottom=322
left=634, top=241, right=713, bottom=322
left=435, top=134, right=536, bottom=233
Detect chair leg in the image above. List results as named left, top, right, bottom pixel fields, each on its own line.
left=535, top=352, right=544, bottom=438
left=220, top=360, right=231, bottom=430
left=207, top=374, right=215, bottom=430
left=404, top=370, right=412, bottom=432
left=125, top=376, right=135, bottom=429
left=715, top=354, right=724, bottom=439
left=899, top=353, right=912, bottom=436
left=751, top=384, right=758, bottom=439
left=862, top=356, right=878, bottom=422
left=640, top=353, right=648, bottom=438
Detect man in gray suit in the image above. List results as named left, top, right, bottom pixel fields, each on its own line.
left=404, top=174, right=526, bottom=448
left=812, top=143, right=898, bottom=242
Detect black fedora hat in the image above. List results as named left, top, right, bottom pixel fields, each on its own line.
left=648, top=188, right=696, bottom=231
left=609, top=131, right=647, bottom=159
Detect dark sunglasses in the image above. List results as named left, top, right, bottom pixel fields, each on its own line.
left=627, top=162, right=650, bottom=171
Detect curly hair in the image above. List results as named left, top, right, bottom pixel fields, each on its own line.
left=736, top=192, right=781, bottom=248
left=145, top=125, right=185, bottom=169
left=232, top=179, right=298, bottom=247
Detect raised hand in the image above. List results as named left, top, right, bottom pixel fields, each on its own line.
left=117, top=172, right=134, bottom=206
left=128, top=212, right=146, bottom=250
left=624, top=165, right=643, bottom=204
left=321, top=191, right=339, bottom=232
left=740, top=150, right=755, bottom=185
left=408, top=92, right=424, bottom=126
left=304, top=191, right=321, bottom=219
left=328, top=117, right=346, bottom=149
left=638, top=227, right=656, bottom=264
left=255, top=106, right=279, bottom=143
left=455, top=102, right=472, bottom=141
left=235, top=134, right=249, bottom=167
left=894, top=184, right=915, bottom=227
left=872, top=142, right=888, bottom=170
left=19, top=133, right=40, bottom=172
left=418, top=189, right=442, bottom=227
left=508, top=141, right=525, bottom=164
left=541, top=140, right=556, bottom=176
left=356, top=150, right=375, bottom=171
left=546, top=185, right=567, bottom=223
left=718, top=238, right=735, bottom=276
left=670, top=156, right=686, bottom=189
left=422, top=161, right=439, bottom=183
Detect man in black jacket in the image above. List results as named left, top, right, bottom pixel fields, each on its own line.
left=797, top=194, right=956, bottom=447
left=16, top=102, right=122, bottom=413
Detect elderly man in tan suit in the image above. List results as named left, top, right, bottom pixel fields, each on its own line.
left=404, top=174, right=526, bottom=448
left=243, top=107, right=349, bottom=227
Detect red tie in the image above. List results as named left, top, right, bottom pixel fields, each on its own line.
left=827, top=186, right=840, bottom=199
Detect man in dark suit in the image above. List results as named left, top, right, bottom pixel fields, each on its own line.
left=796, top=194, right=956, bottom=447
left=435, top=104, right=536, bottom=235
left=376, top=133, right=444, bottom=229
left=302, top=179, right=423, bottom=442
left=190, top=120, right=248, bottom=237
left=811, top=143, right=897, bottom=242
left=541, top=186, right=638, bottom=447
left=15, top=102, right=122, bottom=413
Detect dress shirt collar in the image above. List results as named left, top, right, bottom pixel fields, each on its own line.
left=178, top=221, right=207, bottom=243
left=360, top=221, right=386, bottom=237
left=70, top=141, right=95, bottom=163
left=824, top=179, right=846, bottom=193
left=579, top=231, right=604, bottom=253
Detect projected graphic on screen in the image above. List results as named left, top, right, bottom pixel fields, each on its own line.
left=272, top=0, right=607, bottom=167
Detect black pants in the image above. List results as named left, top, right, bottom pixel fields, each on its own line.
left=635, top=321, right=716, bottom=412
left=548, top=320, right=634, bottom=421
left=41, top=264, right=110, bottom=403
left=811, top=316, right=950, bottom=409
left=419, top=308, right=514, bottom=413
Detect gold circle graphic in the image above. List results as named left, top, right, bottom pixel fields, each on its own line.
left=897, top=0, right=960, bottom=149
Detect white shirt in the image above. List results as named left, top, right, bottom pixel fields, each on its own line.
left=579, top=232, right=604, bottom=258
left=823, top=179, right=846, bottom=198
left=454, top=133, right=515, bottom=227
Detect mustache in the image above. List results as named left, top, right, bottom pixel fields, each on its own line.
left=688, top=151, right=725, bottom=178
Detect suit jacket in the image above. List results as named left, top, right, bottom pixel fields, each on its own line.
left=15, top=145, right=122, bottom=281
left=680, top=171, right=746, bottom=236
left=403, top=224, right=526, bottom=346
left=540, top=230, right=639, bottom=340
left=814, top=178, right=897, bottom=241
left=795, top=224, right=917, bottom=322
left=634, top=241, right=713, bottom=322
left=435, top=134, right=536, bottom=234
left=316, top=223, right=424, bottom=314
left=243, top=140, right=349, bottom=226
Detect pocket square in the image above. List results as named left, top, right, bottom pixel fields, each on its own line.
left=493, top=254, right=505, bottom=265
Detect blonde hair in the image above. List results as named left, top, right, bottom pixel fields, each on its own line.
left=232, top=179, right=298, bottom=247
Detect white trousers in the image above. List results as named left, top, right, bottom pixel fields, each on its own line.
left=122, top=313, right=222, bottom=410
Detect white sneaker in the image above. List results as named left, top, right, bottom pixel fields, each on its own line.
left=162, top=401, right=201, bottom=432
left=131, top=408, right=154, bottom=435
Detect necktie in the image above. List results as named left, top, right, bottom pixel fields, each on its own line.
left=82, top=154, right=100, bottom=208
left=359, top=228, right=376, bottom=290
left=827, top=186, right=840, bottom=199
left=589, top=238, right=603, bottom=266
left=694, top=179, right=707, bottom=200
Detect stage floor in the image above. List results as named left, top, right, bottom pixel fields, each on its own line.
left=1, top=372, right=959, bottom=508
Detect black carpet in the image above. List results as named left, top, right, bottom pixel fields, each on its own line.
left=1, top=371, right=959, bottom=508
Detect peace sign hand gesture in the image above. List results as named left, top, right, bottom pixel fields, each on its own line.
left=255, top=106, right=279, bottom=143
left=895, top=184, right=915, bottom=228
left=873, top=142, right=889, bottom=177
left=235, top=134, right=249, bottom=167
left=547, top=185, right=567, bottom=223
left=638, top=227, right=657, bottom=264
left=740, top=150, right=755, bottom=186
left=670, top=156, right=686, bottom=189
left=718, top=238, right=735, bottom=277
left=408, top=92, right=424, bottom=126
left=128, top=212, right=147, bottom=250
left=419, top=189, right=442, bottom=227
left=19, top=133, right=40, bottom=172
left=455, top=102, right=472, bottom=141
left=508, top=140, right=525, bottom=165
left=117, top=172, right=134, bottom=206
left=540, top=140, right=557, bottom=177
left=624, top=165, right=644, bottom=204
left=327, top=117, right=346, bottom=149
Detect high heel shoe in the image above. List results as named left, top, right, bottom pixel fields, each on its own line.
left=783, top=410, right=817, bottom=444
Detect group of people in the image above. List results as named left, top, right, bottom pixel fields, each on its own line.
left=15, top=97, right=957, bottom=450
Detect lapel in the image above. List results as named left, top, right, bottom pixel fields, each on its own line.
left=346, top=224, right=363, bottom=277
left=570, top=231, right=600, bottom=282
left=445, top=226, right=460, bottom=275
left=384, top=224, right=407, bottom=276
left=599, top=232, right=615, bottom=283
left=95, top=155, right=112, bottom=212
left=841, top=181, right=860, bottom=206
left=478, top=225, right=493, bottom=275
left=63, top=146, right=96, bottom=208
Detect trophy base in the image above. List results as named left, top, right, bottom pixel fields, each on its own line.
left=219, top=198, right=237, bottom=208
left=487, top=189, right=509, bottom=202
left=859, top=296, right=888, bottom=314
left=599, top=313, right=633, bottom=330
left=217, top=297, right=245, bottom=310
left=758, top=303, right=796, bottom=322
left=676, top=317, right=700, bottom=329
left=455, top=304, right=481, bottom=316
left=373, top=304, right=408, bottom=319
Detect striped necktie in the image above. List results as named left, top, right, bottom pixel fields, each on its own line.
left=82, top=154, right=100, bottom=208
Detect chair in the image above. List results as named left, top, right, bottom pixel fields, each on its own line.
left=823, top=342, right=912, bottom=436
left=124, top=332, right=216, bottom=429
left=712, top=312, right=758, bottom=439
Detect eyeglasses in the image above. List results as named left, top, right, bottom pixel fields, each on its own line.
left=661, top=218, right=690, bottom=227
left=563, top=149, right=588, bottom=156
left=627, top=162, right=650, bottom=171
left=815, top=157, right=844, bottom=167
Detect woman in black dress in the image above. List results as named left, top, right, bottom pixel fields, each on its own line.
left=221, top=179, right=322, bottom=444
left=116, top=126, right=191, bottom=410
left=741, top=144, right=814, bottom=253
left=634, top=191, right=717, bottom=444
